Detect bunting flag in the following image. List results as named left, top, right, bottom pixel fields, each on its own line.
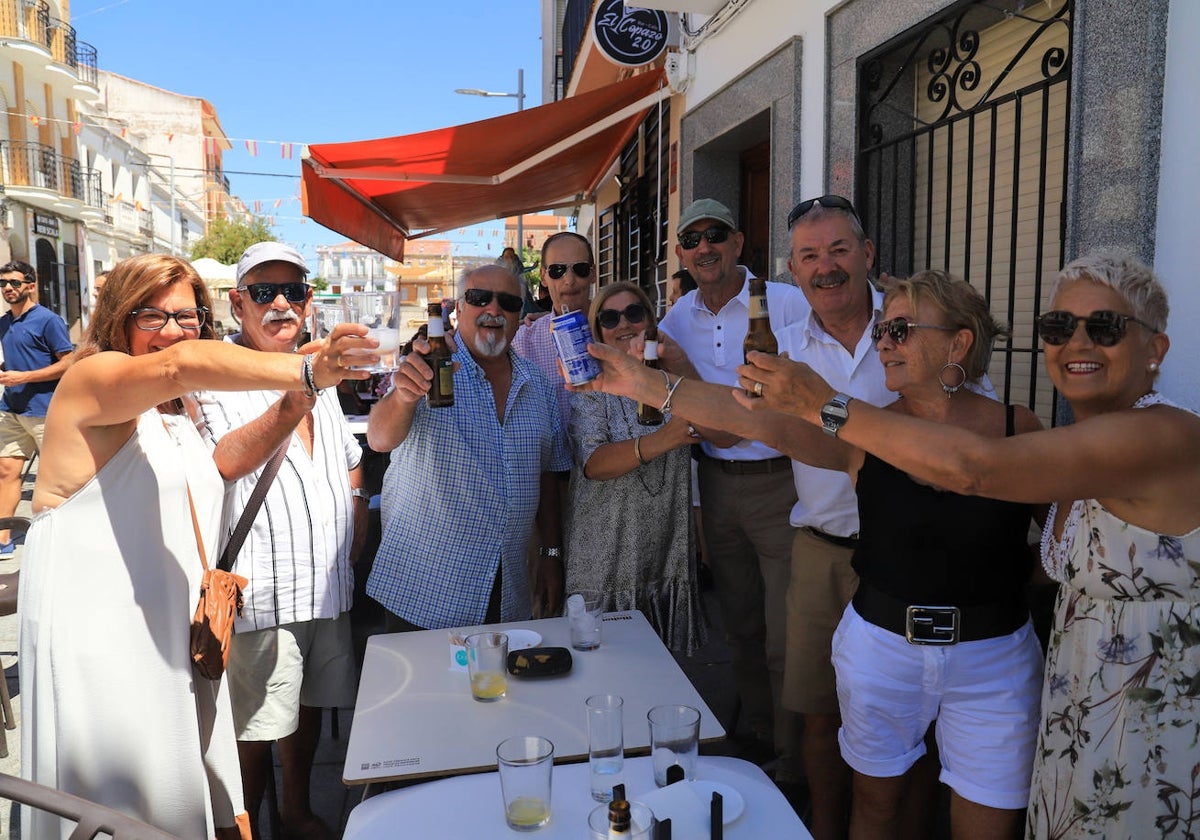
left=253, top=200, right=262, bottom=213
left=28, top=115, right=39, bottom=126
left=72, top=122, right=82, bottom=135
left=280, top=143, right=293, bottom=159
left=119, top=127, right=128, bottom=139
left=273, top=198, right=282, bottom=209
left=166, top=132, right=174, bottom=143
left=134, top=200, right=143, bottom=211
left=245, top=139, right=258, bottom=156
left=113, top=192, right=123, bottom=203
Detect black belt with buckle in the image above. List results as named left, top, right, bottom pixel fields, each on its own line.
left=801, top=526, right=859, bottom=550
left=699, top=453, right=792, bottom=475
left=852, top=583, right=1028, bottom=645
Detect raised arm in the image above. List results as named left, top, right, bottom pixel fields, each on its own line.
left=366, top=335, right=441, bottom=452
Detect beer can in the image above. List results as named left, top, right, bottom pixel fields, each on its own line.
left=550, top=309, right=602, bottom=386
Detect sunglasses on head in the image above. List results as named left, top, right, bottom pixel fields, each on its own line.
left=240, top=282, right=310, bottom=304
left=463, top=287, right=524, bottom=313
left=129, top=306, right=208, bottom=332
left=678, top=226, right=731, bottom=251
left=787, top=195, right=861, bottom=229
left=597, top=303, right=648, bottom=331
left=1036, top=310, right=1155, bottom=347
left=0, top=279, right=31, bottom=289
left=545, top=262, right=593, bottom=280
left=870, top=317, right=955, bottom=344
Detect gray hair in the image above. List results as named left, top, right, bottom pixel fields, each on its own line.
left=789, top=204, right=867, bottom=244
left=1051, top=250, right=1169, bottom=332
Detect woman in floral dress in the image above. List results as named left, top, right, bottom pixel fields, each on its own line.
left=704, top=250, right=1200, bottom=838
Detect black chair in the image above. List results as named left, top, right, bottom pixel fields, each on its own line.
left=0, top=773, right=182, bottom=840
left=0, top=516, right=30, bottom=759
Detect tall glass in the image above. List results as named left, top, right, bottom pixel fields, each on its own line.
left=497, top=735, right=554, bottom=831
left=341, top=291, right=402, bottom=372
left=647, top=704, right=700, bottom=786
left=586, top=694, right=624, bottom=802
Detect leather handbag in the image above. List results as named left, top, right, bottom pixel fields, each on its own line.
left=188, top=442, right=287, bottom=681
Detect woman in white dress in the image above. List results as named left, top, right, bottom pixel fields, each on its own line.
left=19, top=254, right=373, bottom=839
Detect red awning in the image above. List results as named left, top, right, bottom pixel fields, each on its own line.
left=301, top=72, right=669, bottom=262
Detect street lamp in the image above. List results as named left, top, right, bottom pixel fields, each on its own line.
left=455, top=69, right=526, bottom=262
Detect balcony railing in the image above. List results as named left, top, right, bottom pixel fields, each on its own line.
left=0, top=2, right=98, bottom=85
left=138, top=208, right=153, bottom=236
left=0, top=140, right=104, bottom=208
left=561, top=0, right=592, bottom=97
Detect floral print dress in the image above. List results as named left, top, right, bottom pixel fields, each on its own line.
left=1029, top=395, right=1200, bottom=839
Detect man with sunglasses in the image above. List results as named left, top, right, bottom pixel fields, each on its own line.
left=194, top=242, right=368, bottom=840
left=367, top=264, right=570, bottom=631
left=658, top=199, right=812, bottom=792
left=0, top=259, right=73, bottom=558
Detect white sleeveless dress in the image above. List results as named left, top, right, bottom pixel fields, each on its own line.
left=19, top=410, right=244, bottom=839
left=1028, top=393, right=1200, bottom=839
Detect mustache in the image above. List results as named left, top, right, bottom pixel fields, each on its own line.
left=476, top=313, right=508, bottom=329
left=261, top=309, right=301, bottom=326
left=811, top=269, right=850, bottom=289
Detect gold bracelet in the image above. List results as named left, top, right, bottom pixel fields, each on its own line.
left=633, top=436, right=648, bottom=466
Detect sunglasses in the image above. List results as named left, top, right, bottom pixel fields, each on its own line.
left=129, top=306, right=208, bottom=332
left=678, top=226, right=731, bottom=250
left=871, top=317, right=955, bottom=344
left=1036, top=310, right=1155, bottom=347
left=239, top=282, right=310, bottom=304
left=0, top=279, right=31, bottom=289
left=463, top=287, right=524, bottom=313
left=597, top=303, right=648, bottom=331
left=546, top=262, right=593, bottom=280
left=787, top=195, right=861, bottom=229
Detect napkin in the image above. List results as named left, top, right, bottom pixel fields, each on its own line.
left=635, top=782, right=711, bottom=838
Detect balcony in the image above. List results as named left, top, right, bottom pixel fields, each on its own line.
left=0, top=139, right=106, bottom=218
left=0, top=1, right=99, bottom=91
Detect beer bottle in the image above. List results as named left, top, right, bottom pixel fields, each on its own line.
left=743, top=276, right=777, bottom=398
left=637, top=325, right=664, bottom=426
left=608, top=799, right=632, bottom=837
left=425, top=302, right=454, bottom=407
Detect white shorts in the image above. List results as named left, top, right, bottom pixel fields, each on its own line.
left=831, top=604, right=1042, bottom=810
left=227, top=613, right=358, bottom=741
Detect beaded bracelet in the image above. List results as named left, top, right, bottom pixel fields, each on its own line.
left=301, top=353, right=323, bottom=397
left=660, top=374, right=684, bottom=414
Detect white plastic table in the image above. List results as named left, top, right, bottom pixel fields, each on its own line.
left=342, top=756, right=813, bottom=839
left=343, top=611, right=725, bottom=784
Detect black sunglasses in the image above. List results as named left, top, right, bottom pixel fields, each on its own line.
left=240, top=282, right=310, bottom=304
left=678, top=226, right=731, bottom=251
left=1036, top=310, right=1155, bottom=347
left=0, top=279, right=31, bottom=289
left=871, top=317, right=955, bottom=344
left=546, top=262, right=593, bottom=280
left=463, top=287, right=524, bottom=313
left=129, top=306, right=208, bottom=332
left=597, top=303, right=648, bottom=331
left=787, top=195, right=862, bottom=229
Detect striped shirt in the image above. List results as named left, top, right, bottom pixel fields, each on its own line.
left=511, top=313, right=572, bottom=433
left=368, top=333, right=571, bottom=629
left=194, top=381, right=362, bottom=631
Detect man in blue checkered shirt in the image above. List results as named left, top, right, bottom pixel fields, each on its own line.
left=366, top=265, right=571, bottom=630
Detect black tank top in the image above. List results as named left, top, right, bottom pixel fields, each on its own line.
left=851, top=405, right=1034, bottom=605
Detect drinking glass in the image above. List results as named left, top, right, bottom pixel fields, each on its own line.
left=647, top=704, right=700, bottom=786
left=465, top=632, right=508, bottom=702
left=586, top=694, right=624, bottom=802
left=341, top=291, right=401, bottom=372
left=497, top=735, right=554, bottom=831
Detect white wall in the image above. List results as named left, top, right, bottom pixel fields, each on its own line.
left=1154, top=0, right=1200, bottom=406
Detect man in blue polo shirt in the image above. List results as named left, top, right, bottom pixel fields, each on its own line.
left=0, top=260, right=73, bottom=557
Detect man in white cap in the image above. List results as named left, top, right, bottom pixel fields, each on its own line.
left=658, top=199, right=811, bottom=791
left=195, top=241, right=368, bottom=840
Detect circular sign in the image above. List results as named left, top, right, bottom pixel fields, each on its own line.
left=592, top=0, right=670, bottom=68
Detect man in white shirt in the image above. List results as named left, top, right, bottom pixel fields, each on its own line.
left=659, top=199, right=812, bottom=789
left=196, top=242, right=367, bottom=840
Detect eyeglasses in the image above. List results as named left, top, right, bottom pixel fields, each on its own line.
left=463, top=287, right=524, bottom=313
left=546, top=262, right=593, bottom=280
left=787, top=195, right=862, bottom=229
left=871, top=317, right=955, bottom=344
left=239, top=282, right=310, bottom=304
left=597, top=303, right=648, bottom=330
left=0, top=279, right=31, bottom=289
left=678, top=226, right=731, bottom=250
left=1035, top=310, right=1156, bottom=347
left=129, top=307, right=208, bottom=332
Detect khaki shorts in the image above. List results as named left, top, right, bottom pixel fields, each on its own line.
left=226, top=613, right=358, bottom=741
left=782, top=528, right=859, bottom=714
left=0, top=411, right=44, bottom=459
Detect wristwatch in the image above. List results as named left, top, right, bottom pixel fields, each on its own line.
left=351, top=488, right=371, bottom=502
left=539, top=546, right=563, bottom=558
left=820, top=393, right=852, bottom=437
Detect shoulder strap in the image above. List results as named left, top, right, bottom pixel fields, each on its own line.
left=218, top=441, right=288, bottom=572
left=185, top=484, right=209, bottom=572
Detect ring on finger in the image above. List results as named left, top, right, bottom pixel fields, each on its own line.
left=753, top=381, right=764, bottom=397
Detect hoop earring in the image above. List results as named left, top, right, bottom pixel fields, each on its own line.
left=939, top=362, right=967, bottom=397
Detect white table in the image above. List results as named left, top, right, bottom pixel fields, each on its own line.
left=343, top=611, right=725, bottom=784
left=343, top=756, right=813, bottom=839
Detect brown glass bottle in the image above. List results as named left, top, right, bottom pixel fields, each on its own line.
left=425, top=302, right=454, bottom=407
left=637, top=325, right=664, bottom=426
left=743, top=277, right=777, bottom=398
left=608, top=799, right=631, bottom=836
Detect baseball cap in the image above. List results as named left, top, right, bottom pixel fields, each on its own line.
left=236, top=241, right=309, bottom=285
left=677, top=199, right=737, bottom=235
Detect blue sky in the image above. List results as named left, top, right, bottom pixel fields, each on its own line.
left=73, top=0, right=544, bottom=262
